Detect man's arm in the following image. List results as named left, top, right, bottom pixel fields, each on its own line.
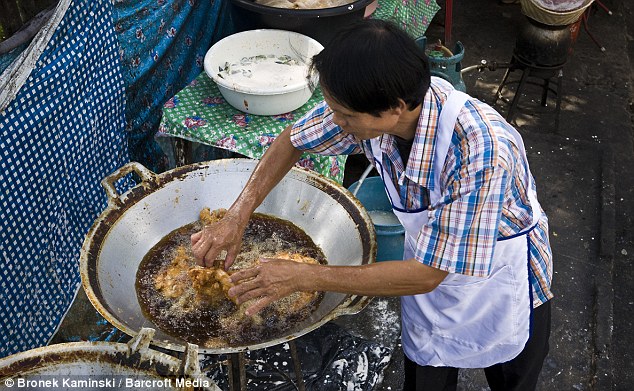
left=191, top=125, right=302, bottom=267
left=229, top=258, right=448, bottom=316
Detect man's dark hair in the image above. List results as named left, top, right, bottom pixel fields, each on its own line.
left=309, top=19, right=431, bottom=116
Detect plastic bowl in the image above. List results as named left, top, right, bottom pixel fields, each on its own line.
left=203, top=29, right=323, bottom=115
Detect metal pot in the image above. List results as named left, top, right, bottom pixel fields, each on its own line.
left=80, top=159, right=376, bottom=354
left=229, top=0, right=375, bottom=45
left=514, top=16, right=573, bottom=67
left=0, top=328, right=220, bottom=390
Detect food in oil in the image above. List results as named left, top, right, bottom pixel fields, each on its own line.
left=136, top=208, right=326, bottom=348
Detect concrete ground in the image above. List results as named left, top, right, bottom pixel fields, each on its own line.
left=52, top=1, right=634, bottom=390
left=339, top=1, right=634, bottom=390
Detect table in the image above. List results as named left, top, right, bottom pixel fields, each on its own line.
left=372, top=0, right=440, bottom=40
left=157, top=72, right=346, bottom=183
left=157, top=0, right=441, bottom=183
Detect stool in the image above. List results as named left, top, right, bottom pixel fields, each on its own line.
left=495, top=55, right=564, bottom=130
left=581, top=0, right=612, bottom=52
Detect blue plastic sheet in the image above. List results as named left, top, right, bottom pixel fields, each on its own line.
left=113, top=0, right=233, bottom=172
left=0, top=0, right=233, bottom=356
left=0, top=0, right=128, bottom=357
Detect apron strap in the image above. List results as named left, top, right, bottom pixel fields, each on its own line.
left=431, top=91, right=470, bottom=204
left=369, top=90, right=470, bottom=210
left=369, top=138, right=405, bottom=210
left=504, top=126, right=543, bottom=231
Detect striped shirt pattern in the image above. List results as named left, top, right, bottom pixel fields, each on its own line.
left=290, top=78, right=553, bottom=307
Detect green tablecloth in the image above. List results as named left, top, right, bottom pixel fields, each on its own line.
left=373, top=0, right=440, bottom=39
left=156, top=0, right=440, bottom=183
left=157, top=72, right=346, bottom=183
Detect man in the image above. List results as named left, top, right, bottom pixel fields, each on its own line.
left=191, top=19, right=553, bottom=391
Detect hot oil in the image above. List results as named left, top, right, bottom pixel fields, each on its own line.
left=136, top=213, right=326, bottom=348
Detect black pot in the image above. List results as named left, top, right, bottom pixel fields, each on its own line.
left=514, top=17, right=573, bottom=67
left=229, top=0, right=375, bottom=46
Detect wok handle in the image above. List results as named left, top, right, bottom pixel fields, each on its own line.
left=333, top=294, right=372, bottom=317
left=127, top=327, right=155, bottom=354
left=180, top=343, right=201, bottom=378
left=101, top=162, right=158, bottom=204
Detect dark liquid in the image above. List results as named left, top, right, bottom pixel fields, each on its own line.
left=136, top=213, right=325, bottom=348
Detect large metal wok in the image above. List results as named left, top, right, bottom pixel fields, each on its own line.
left=0, top=328, right=220, bottom=390
left=80, top=159, right=376, bottom=354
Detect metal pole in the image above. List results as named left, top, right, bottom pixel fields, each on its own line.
left=288, top=340, right=306, bottom=391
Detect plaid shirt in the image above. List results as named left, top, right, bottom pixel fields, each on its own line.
left=290, top=78, right=553, bottom=307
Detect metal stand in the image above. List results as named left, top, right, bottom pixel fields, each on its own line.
left=214, top=339, right=306, bottom=391
left=581, top=0, right=612, bottom=52
left=172, top=137, right=193, bottom=167
left=444, top=0, right=453, bottom=45
left=495, top=55, right=564, bottom=130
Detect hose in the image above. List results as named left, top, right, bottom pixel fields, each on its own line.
left=352, top=164, right=376, bottom=197
left=460, top=60, right=511, bottom=75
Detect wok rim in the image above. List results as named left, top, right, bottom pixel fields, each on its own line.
left=80, top=159, right=376, bottom=354
left=230, top=0, right=375, bottom=17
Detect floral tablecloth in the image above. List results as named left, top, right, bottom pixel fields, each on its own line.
left=156, top=0, right=440, bottom=183
left=157, top=72, right=346, bottom=183
left=373, top=0, right=440, bottom=39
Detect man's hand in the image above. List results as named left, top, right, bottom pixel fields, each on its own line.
left=191, top=212, right=246, bottom=269
left=191, top=126, right=302, bottom=269
left=228, top=258, right=313, bottom=316
left=226, top=257, right=448, bottom=316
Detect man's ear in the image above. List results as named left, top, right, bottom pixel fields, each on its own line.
left=390, top=99, right=409, bottom=115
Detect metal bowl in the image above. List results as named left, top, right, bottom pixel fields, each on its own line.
left=229, top=0, right=375, bottom=45
left=203, top=29, right=323, bottom=115
left=0, top=329, right=219, bottom=390
left=80, top=159, right=376, bottom=354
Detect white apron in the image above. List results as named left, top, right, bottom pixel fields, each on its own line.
left=370, top=90, right=542, bottom=368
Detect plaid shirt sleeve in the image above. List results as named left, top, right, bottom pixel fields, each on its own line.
left=415, top=165, right=508, bottom=277
left=289, top=101, right=364, bottom=155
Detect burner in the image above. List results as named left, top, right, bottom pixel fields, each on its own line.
left=495, top=16, right=575, bottom=129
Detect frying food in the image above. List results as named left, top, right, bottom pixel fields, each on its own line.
left=136, top=208, right=326, bottom=348
left=188, top=266, right=234, bottom=303
left=153, top=246, right=321, bottom=308
left=199, top=207, right=226, bottom=225
left=154, top=245, right=235, bottom=305
left=153, top=247, right=191, bottom=298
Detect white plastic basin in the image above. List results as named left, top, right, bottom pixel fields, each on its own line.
left=203, top=29, right=323, bottom=115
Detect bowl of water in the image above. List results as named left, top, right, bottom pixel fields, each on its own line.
left=203, top=29, right=323, bottom=115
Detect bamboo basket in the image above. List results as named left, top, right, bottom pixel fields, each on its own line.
left=520, top=0, right=594, bottom=26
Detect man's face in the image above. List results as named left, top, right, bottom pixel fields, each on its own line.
left=322, top=89, right=402, bottom=140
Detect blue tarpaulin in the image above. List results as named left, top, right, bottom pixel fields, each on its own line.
left=0, top=0, right=232, bottom=357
